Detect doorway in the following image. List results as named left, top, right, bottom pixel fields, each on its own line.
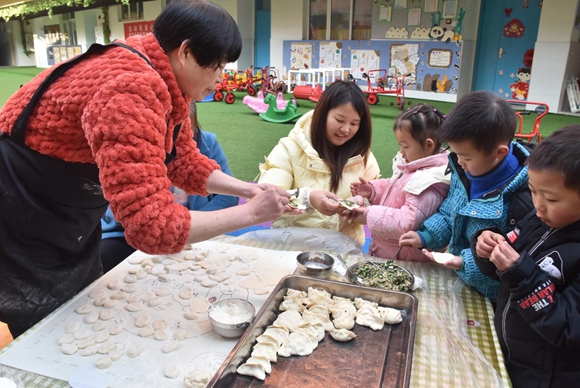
left=473, top=0, right=542, bottom=101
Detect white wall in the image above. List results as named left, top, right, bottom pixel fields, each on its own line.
left=271, top=0, right=307, bottom=78
left=10, top=19, right=36, bottom=67
left=527, top=0, right=579, bottom=114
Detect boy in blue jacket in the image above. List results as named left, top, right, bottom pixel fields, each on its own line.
left=101, top=102, right=238, bottom=272
left=472, top=125, right=580, bottom=388
left=400, top=91, right=534, bottom=301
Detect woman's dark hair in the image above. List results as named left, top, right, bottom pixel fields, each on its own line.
left=439, top=90, right=516, bottom=154
left=153, top=0, right=242, bottom=69
left=527, top=125, right=580, bottom=194
left=394, top=104, right=446, bottom=151
left=189, top=101, right=202, bottom=147
left=310, top=81, right=372, bottom=192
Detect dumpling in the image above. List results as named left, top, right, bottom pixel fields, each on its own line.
left=273, top=310, right=302, bottom=333
left=279, top=299, right=306, bottom=314
left=237, top=363, right=266, bottom=381
left=251, top=342, right=277, bottom=362
left=378, top=306, right=403, bottom=324
left=331, top=301, right=356, bottom=318
left=301, top=313, right=335, bottom=332
left=355, top=312, right=384, bottom=331
left=246, top=356, right=272, bottom=374
left=256, top=334, right=280, bottom=350
left=354, top=297, right=378, bottom=310
left=277, top=330, right=318, bottom=357
left=332, top=315, right=355, bottom=330
left=297, top=322, right=325, bottom=342
left=329, top=328, right=356, bottom=342
left=262, top=325, right=289, bottom=346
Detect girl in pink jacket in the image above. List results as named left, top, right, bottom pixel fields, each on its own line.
left=345, top=104, right=450, bottom=262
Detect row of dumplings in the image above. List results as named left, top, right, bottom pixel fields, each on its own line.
left=236, top=287, right=403, bottom=381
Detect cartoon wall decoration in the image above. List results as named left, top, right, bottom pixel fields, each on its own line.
left=386, top=27, right=409, bottom=39
left=509, top=68, right=531, bottom=100
left=509, top=48, right=534, bottom=100
left=423, top=74, right=453, bottom=93
left=505, top=8, right=513, bottom=17
left=504, top=19, right=525, bottom=38
left=290, top=43, right=312, bottom=69
left=428, top=7, right=465, bottom=42
left=319, top=42, right=342, bottom=68
left=429, top=25, right=455, bottom=42
left=411, top=28, right=431, bottom=39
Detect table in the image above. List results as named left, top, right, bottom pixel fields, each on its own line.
left=0, top=228, right=511, bottom=387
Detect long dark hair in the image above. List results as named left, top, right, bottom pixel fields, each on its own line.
left=153, top=0, right=242, bottom=69
left=310, top=81, right=372, bottom=192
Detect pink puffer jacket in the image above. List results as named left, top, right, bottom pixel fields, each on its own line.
left=366, top=151, right=450, bottom=262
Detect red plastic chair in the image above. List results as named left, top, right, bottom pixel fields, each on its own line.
left=507, top=100, right=549, bottom=144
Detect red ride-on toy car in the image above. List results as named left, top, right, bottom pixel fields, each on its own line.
left=362, top=69, right=410, bottom=110
left=232, top=66, right=262, bottom=96
left=508, top=100, right=549, bottom=144
left=214, top=69, right=237, bottom=104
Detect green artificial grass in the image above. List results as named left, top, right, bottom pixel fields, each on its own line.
left=0, top=66, right=45, bottom=106
left=1, top=66, right=578, bottom=182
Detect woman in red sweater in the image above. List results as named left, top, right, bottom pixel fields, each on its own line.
left=0, top=0, right=290, bottom=337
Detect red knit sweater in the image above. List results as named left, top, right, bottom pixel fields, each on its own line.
left=0, top=34, right=220, bottom=254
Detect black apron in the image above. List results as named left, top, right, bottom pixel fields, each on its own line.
left=0, top=42, right=181, bottom=337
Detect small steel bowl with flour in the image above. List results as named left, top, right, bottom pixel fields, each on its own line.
left=208, top=299, right=256, bottom=338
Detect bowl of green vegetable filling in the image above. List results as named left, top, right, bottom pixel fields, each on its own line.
left=346, top=261, right=414, bottom=292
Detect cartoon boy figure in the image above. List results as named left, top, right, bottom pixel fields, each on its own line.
left=510, top=67, right=531, bottom=100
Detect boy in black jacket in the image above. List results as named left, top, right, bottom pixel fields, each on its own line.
left=471, top=125, right=580, bottom=388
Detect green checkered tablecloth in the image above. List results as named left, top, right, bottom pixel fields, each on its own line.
left=0, top=229, right=512, bottom=387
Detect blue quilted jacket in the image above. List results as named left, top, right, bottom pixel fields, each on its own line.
left=418, top=142, right=533, bottom=301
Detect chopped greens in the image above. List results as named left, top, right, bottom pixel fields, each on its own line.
left=351, top=261, right=413, bottom=291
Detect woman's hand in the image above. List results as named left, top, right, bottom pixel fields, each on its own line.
left=350, top=177, right=372, bottom=198
left=476, top=231, right=506, bottom=259
left=309, top=190, right=341, bottom=216
left=250, top=183, right=290, bottom=199
left=245, top=187, right=289, bottom=224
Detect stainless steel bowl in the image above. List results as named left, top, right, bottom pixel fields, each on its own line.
left=208, top=299, right=255, bottom=338
left=296, top=251, right=335, bottom=278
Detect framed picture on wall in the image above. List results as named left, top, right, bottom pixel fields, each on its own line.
left=408, top=8, right=421, bottom=26
left=442, top=0, right=457, bottom=18
left=379, top=5, right=392, bottom=22
left=394, top=0, right=407, bottom=10
left=424, top=0, right=438, bottom=13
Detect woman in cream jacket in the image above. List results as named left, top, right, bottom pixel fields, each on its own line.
left=258, top=81, right=380, bottom=245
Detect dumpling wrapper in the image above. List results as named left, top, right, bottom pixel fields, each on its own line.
left=431, top=252, right=455, bottom=264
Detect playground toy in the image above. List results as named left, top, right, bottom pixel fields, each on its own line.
left=259, top=66, right=286, bottom=96
left=508, top=100, right=549, bottom=144
left=292, top=84, right=323, bottom=103
left=231, top=66, right=262, bottom=96
left=259, top=93, right=302, bottom=123
left=243, top=91, right=297, bottom=114
left=362, top=69, right=411, bottom=110
left=214, top=69, right=237, bottom=104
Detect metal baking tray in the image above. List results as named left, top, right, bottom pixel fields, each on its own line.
left=207, top=275, right=418, bottom=388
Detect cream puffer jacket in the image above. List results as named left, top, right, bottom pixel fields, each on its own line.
left=258, top=110, right=380, bottom=245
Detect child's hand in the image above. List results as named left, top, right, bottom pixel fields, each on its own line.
left=422, top=249, right=463, bottom=270
left=490, top=241, right=519, bottom=272
left=350, top=177, right=372, bottom=198
left=339, top=205, right=366, bottom=224
left=399, top=231, right=423, bottom=248
left=309, top=190, right=341, bottom=216
left=476, top=231, right=506, bottom=259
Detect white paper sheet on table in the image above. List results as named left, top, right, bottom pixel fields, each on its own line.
left=0, top=241, right=300, bottom=388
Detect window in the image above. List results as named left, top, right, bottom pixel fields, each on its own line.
left=121, top=1, right=143, bottom=21
left=61, top=12, right=77, bottom=46
left=309, top=0, right=372, bottom=40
